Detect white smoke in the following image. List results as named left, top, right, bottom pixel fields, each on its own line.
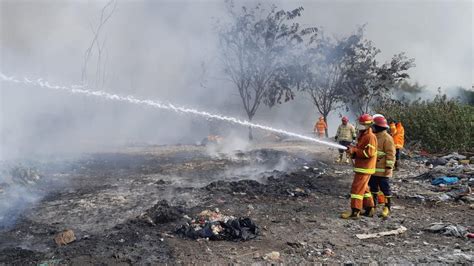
left=0, top=72, right=347, bottom=149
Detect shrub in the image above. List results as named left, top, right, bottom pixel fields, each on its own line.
left=375, top=94, right=474, bottom=153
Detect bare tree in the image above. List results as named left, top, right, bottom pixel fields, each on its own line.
left=297, top=35, right=353, bottom=137
left=218, top=2, right=317, bottom=139
left=81, top=0, right=117, bottom=89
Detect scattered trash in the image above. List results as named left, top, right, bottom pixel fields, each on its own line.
left=355, top=226, right=407, bottom=239
left=54, top=229, right=76, bottom=246
left=425, top=223, right=469, bottom=238
left=446, top=186, right=472, bottom=200
left=409, top=195, right=426, bottom=202
left=431, top=177, right=459, bottom=186
left=176, top=209, right=259, bottom=241
left=437, top=194, right=451, bottom=201
left=323, top=248, right=335, bottom=256
left=467, top=233, right=474, bottom=239
left=263, top=251, right=280, bottom=261
left=441, top=152, right=467, bottom=161
left=287, top=241, right=306, bottom=248
left=391, top=205, right=405, bottom=210
left=287, top=187, right=309, bottom=197
left=427, top=158, right=448, bottom=167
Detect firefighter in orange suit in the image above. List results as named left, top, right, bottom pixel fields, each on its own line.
left=314, top=116, right=327, bottom=138
left=389, top=120, right=405, bottom=169
left=341, top=114, right=377, bottom=219
left=369, top=114, right=396, bottom=218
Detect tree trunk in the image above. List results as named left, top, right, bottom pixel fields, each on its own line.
left=323, top=114, right=329, bottom=138
left=247, top=114, right=254, bottom=141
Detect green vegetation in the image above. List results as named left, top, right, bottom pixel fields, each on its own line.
left=375, top=93, right=474, bottom=153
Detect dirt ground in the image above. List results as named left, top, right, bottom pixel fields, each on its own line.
left=0, top=141, right=472, bottom=265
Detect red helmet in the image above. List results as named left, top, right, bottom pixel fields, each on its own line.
left=358, top=114, right=373, bottom=125
left=341, top=116, right=349, bottom=123
left=373, top=115, right=389, bottom=128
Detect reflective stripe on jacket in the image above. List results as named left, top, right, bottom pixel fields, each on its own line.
left=375, top=130, right=396, bottom=177
left=390, top=122, right=405, bottom=149
left=353, top=127, right=377, bottom=174
left=336, top=123, right=356, bottom=142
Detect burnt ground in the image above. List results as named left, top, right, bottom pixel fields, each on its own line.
left=0, top=141, right=472, bottom=265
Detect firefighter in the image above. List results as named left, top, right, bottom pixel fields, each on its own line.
left=369, top=115, right=396, bottom=218
left=341, top=114, right=377, bottom=219
left=335, top=116, right=356, bottom=163
left=314, top=116, right=327, bottom=138
left=389, top=120, right=405, bottom=169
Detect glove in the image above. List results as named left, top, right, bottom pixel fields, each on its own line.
left=346, top=146, right=354, bottom=155
left=385, top=168, right=393, bottom=176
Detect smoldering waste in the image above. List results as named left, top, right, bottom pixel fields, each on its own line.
left=137, top=200, right=259, bottom=241
left=176, top=209, right=259, bottom=241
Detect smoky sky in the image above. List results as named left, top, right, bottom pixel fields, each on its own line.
left=279, top=0, right=473, bottom=90
left=0, top=0, right=472, bottom=159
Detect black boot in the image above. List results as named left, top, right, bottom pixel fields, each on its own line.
left=363, top=207, right=375, bottom=217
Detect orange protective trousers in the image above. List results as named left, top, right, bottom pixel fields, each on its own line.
left=350, top=173, right=375, bottom=210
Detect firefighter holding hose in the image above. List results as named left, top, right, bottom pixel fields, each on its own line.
left=341, top=114, right=377, bottom=219
left=335, top=116, right=356, bottom=163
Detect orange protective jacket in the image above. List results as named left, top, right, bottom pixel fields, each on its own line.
left=390, top=122, right=405, bottom=149
left=352, top=127, right=378, bottom=174
left=314, top=120, right=327, bottom=134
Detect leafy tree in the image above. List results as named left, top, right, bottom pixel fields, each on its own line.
left=296, top=26, right=415, bottom=135
left=218, top=1, right=317, bottom=139
left=341, top=27, right=415, bottom=114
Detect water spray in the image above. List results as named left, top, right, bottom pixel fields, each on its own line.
left=0, top=72, right=347, bottom=149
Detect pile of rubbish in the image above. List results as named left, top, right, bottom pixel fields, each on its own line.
left=176, top=209, right=259, bottom=241
left=424, top=223, right=472, bottom=239
left=402, top=152, right=474, bottom=203
left=425, top=152, right=473, bottom=168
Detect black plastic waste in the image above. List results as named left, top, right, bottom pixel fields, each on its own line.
left=176, top=217, right=259, bottom=241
